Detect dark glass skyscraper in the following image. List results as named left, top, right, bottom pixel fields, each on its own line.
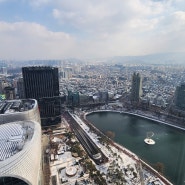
left=22, top=66, right=61, bottom=126
left=22, top=66, right=59, bottom=99
left=17, top=77, right=25, bottom=99
left=131, top=72, right=142, bottom=103
left=174, top=83, right=185, bottom=110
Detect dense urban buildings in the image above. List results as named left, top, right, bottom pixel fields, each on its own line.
left=0, top=60, right=185, bottom=184
left=22, top=66, right=61, bottom=126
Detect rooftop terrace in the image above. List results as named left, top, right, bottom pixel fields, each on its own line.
left=0, top=99, right=36, bottom=114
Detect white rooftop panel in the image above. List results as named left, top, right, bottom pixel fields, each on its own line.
left=0, top=123, right=26, bottom=161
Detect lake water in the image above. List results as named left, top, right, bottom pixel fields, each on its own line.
left=87, top=111, right=185, bottom=185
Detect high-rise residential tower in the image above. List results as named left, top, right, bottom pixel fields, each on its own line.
left=22, top=66, right=61, bottom=126
left=174, top=83, right=185, bottom=110
left=131, top=72, right=142, bottom=103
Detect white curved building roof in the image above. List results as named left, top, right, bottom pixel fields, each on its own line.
left=0, top=121, right=41, bottom=185
left=0, top=99, right=41, bottom=125
left=0, top=123, right=26, bottom=161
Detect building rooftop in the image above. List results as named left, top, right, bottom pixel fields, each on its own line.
left=22, top=66, right=57, bottom=71
left=0, top=122, right=34, bottom=161
left=0, top=99, right=36, bottom=114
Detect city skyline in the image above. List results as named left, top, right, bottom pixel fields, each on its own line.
left=1, top=61, right=185, bottom=184
left=0, top=0, right=185, bottom=60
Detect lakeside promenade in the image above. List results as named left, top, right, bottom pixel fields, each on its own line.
left=82, top=109, right=174, bottom=185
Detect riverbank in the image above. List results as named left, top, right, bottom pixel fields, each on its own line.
left=81, top=110, right=173, bottom=185
left=85, top=109, right=185, bottom=131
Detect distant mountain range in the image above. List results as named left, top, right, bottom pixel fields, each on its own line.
left=1, top=52, right=185, bottom=66
left=108, top=52, right=185, bottom=65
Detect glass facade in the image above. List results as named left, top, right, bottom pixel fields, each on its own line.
left=131, top=72, right=142, bottom=102
left=22, top=66, right=61, bottom=126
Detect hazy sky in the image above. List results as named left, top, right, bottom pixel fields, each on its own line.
left=0, top=0, right=185, bottom=60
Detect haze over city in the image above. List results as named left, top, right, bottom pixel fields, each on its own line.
left=0, top=0, right=185, bottom=60
left=1, top=1, right=185, bottom=185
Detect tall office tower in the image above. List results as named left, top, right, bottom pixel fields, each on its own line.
left=22, top=66, right=59, bottom=99
left=1, top=67, right=7, bottom=75
left=4, top=86, right=15, bottom=100
left=174, top=83, right=185, bottom=110
left=99, top=90, right=109, bottom=103
left=17, top=77, right=25, bottom=99
left=131, top=72, right=142, bottom=102
left=0, top=80, right=9, bottom=94
left=67, top=90, right=80, bottom=106
left=22, top=66, right=61, bottom=126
